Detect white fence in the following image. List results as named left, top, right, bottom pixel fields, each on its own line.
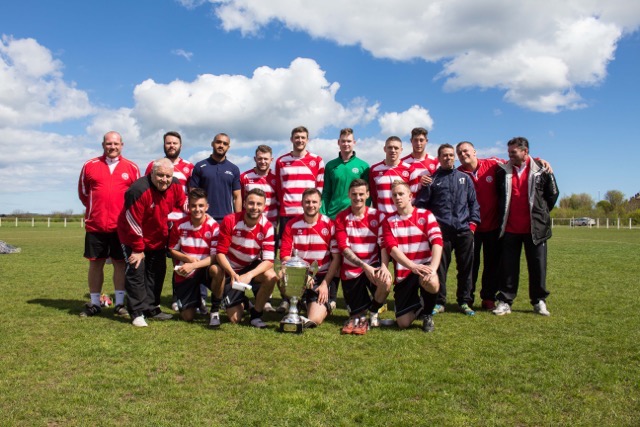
left=0, top=217, right=85, bottom=227
left=552, top=217, right=636, bottom=229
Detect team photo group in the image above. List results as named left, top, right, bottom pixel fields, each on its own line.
left=78, top=125, right=559, bottom=333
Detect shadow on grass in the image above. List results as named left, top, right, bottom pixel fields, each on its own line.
left=27, top=298, right=132, bottom=323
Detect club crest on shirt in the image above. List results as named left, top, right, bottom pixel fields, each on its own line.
left=183, top=167, right=190, bottom=174
left=321, top=228, right=329, bottom=236
left=486, top=176, right=493, bottom=183
left=459, top=177, right=466, bottom=184
left=235, top=231, right=242, bottom=237
left=310, top=160, right=317, bottom=167
left=402, top=171, right=409, bottom=177
left=352, top=168, right=359, bottom=174
left=429, top=164, right=436, bottom=171
left=205, top=231, right=212, bottom=239
left=122, top=173, right=129, bottom=180
left=370, top=220, right=378, bottom=227
left=418, top=218, right=426, bottom=225
left=270, top=179, right=276, bottom=185
left=257, top=232, right=264, bottom=240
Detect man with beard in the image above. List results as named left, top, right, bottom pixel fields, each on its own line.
left=118, top=158, right=188, bottom=327
left=279, top=188, right=340, bottom=328
left=415, top=144, right=480, bottom=316
left=78, top=131, right=140, bottom=318
left=215, top=189, right=278, bottom=328
left=190, top=133, right=242, bottom=222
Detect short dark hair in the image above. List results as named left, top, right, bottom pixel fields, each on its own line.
left=339, top=128, right=354, bottom=137
left=302, top=188, right=321, bottom=199
left=349, top=178, right=369, bottom=191
left=411, top=127, right=428, bottom=139
left=163, top=131, right=182, bottom=143
left=256, top=145, right=272, bottom=155
left=246, top=188, right=266, bottom=200
left=507, top=137, right=529, bottom=151
left=455, top=141, right=474, bottom=151
left=188, top=187, right=208, bottom=203
left=291, top=126, right=309, bottom=138
left=437, top=143, right=455, bottom=156
left=385, top=136, right=402, bottom=145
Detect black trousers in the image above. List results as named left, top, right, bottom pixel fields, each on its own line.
left=496, top=232, right=550, bottom=305
left=435, top=229, right=474, bottom=306
left=123, top=246, right=167, bottom=319
left=472, top=228, right=501, bottom=303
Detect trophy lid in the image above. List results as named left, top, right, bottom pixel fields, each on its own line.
left=282, top=249, right=310, bottom=269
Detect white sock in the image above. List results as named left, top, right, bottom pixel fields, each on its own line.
left=115, top=290, right=126, bottom=306
left=90, top=293, right=101, bottom=306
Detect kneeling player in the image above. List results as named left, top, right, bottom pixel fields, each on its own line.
left=335, top=179, right=392, bottom=335
left=381, top=180, right=443, bottom=332
left=279, top=188, right=341, bottom=328
left=215, top=189, right=278, bottom=328
left=168, top=188, right=224, bottom=322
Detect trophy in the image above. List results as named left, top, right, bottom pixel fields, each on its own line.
left=278, top=250, right=318, bottom=333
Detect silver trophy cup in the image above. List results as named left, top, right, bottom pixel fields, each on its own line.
left=279, top=250, right=318, bottom=333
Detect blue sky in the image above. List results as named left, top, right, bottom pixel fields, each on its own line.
left=1, top=0, right=639, bottom=214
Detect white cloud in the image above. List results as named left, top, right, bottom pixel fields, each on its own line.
left=196, top=0, right=640, bottom=112
left=378, top=106, right=434, bottom=137
left=171, top=49, right=193, bottom=61
left=131, top=57, right=378, bottom=140
left=0, top=35, right=94, bottom=126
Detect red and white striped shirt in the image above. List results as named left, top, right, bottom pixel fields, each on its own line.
left=168, top=215, right=220, bottom=283
left=216, top=212, right=275, bottom=272
left=240, top=169, right=279, bottom=225
left=381, top=208, right=443, bottom=284
left=403, top=154, right=439, bottom=194
left=280, top=214, right=338, bottom=276
left=146, top=158, right=194, bottom=221
left=334, top=206, right=383, bottom=280
left=275, top=152, right=325, bottom=216
left=369, top=160, right=414, bottom=214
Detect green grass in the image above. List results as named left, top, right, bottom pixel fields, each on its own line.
left=0, top=226, right=639, bottom=426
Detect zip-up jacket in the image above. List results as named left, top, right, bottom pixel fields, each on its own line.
left=496, top=158, right=559, bottom=244
left=414, top=168, right=480, bottom=233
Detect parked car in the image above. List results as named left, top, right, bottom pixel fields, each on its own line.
left=571, top=217, right=596, bottom=226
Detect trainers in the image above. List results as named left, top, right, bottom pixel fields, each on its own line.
left=481, top=299, right=496, bottom=310
left=459, top=304, right=475, bottom=316
left=263, top=302, right=276, bottom=312
left=250, top=317, right=267, bottom=329
left=208, top=312, right=221, bottom=329
left=132, top=316, right=148, bottom=327
left=197, top=298, right=209, bottom=316
left=352, top=317, right=369, bottom=335
left=431, top=304, right=445, bottom=315
left=114, top=304, right=129, bottom=317
left=493, top=301, right=512, bottom=316
left=369, top=312, right=380, bottom=328
left=79, top=303, right=102, bottom=317
left=171, top=302, right=179, bottom=312
left=329, top=301, right=337, bottom=311
left=151, top=312, right=173, bottom=321
left=533, top=301, right=550, bottom=316
left=276, top=300, right=290, bottom=313
left=341, top=317, right=357, bottom=334
left=300, top=315, right=317, bottom=329
left=422, top=314, right=435, bottom=332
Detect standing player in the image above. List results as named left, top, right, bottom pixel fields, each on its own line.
left=402, top=127, right=439, bottom=193
left=215, top=189, right=278, bottom=328
left=239, top=145, right=280, bottom=312
left=168, top=188, right=224, bottom=322
left=78, top=131, right=140, bottom=317
left=118, top=158, right=187, bottom=327
left=381, top=180, right=443, bottom=332
left=279, top=189, right=340, bottom=328
left=334, top=179, right=391, bottom=335
left=369, top=136, right=414, bottom=214
left=320, top=128, right=370, bottom=219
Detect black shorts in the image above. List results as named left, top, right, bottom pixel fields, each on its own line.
left=302, top=275, right=339, bottom=313
left=394, top=273, right=423, bottom=317
left=223, top=261, right=262, bottom=309
left=342, top=274, right=376, bottom=315
left=84, top=232, right=124, bottom=261
left=173, top=268, right=211, bottom=311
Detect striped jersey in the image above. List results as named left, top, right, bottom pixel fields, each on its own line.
left=403, top=154, right=439, bottom=194
left=279, top=214, right=338, bottom=276
left=275, top=152, right=325, bottom=216
left=240, top=169, right=279, bottom=225
left=334, top=206, right=383, bottom=280
left=381, top=208, right=443, bottom=284
left=168, top=215, right=220, bottom=283
left=368, top=160, right=414, bottom=214
left=145, top=158, right=194, bottom=221
left=216, top=212, right=275, bottom=272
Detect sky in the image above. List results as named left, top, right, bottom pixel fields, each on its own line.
left=1, top=0, right=639, bottom=214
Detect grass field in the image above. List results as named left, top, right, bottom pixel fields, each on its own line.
left=0, top=226, right=638, bottom=426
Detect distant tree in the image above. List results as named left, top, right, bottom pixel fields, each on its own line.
left=604, top=190, right=625, bottom=210
left=596, top=200, right=613, bottom=214
left=560, top=193, right=594, bottom=210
